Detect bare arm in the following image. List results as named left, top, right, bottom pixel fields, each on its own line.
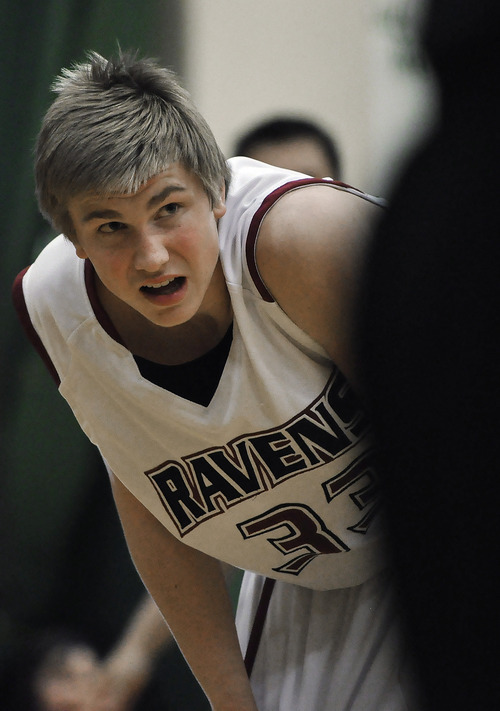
left=94, top=568, right=240, bottom=710
left=256, top=184, right=381, bottom=387
left=109, top=472, right=258, bottom=711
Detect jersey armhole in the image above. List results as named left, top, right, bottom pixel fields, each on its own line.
left=245, top=177, right=362, bottom=302
left=12, top=267, right=61, bottom=386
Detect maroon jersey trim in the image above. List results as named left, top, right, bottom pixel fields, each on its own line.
left=244, top=577, right=276, bottom=677
left=12, top=267, right=61, bottom=386
left=245, top=178, right=347, bottom=302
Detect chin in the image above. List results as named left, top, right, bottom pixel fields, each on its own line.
left=149, top=307, right=195, bottom=329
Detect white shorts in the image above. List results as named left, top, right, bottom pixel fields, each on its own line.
left=235, top=568, right=419, bottom=711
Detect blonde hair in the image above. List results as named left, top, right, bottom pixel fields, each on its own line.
left=35, top=51, right=230, bottom=235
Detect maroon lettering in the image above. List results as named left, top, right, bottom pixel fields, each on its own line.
left=238, top=504, right=349, bottom=576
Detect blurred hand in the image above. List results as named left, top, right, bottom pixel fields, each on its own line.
left=79, top=651, right=153, bottom=711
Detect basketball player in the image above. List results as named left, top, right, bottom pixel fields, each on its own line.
left=13, top=51, right=416, bottom=711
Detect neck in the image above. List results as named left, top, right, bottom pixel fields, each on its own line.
left=95, top=275, right=232, bottom=366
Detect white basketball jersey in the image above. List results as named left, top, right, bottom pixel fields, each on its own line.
left=16, top=158, right=387, bottom=590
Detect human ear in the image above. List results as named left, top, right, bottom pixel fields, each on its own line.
left=74, top=243, right=88, bottom=260
left=213, top=183, right=227, bottom=219
left=213, top=200, right=227, bottom=220
left=63, top=230, right=88, bottom=259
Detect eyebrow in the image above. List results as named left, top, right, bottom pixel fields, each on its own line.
left=147, top=184, right=186, bottom=208
left=81, top=184, right=187, bottom=223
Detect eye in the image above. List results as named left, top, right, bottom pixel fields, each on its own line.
left=98, top=221, right=126, bottom=234
left=158, top=202, right=180, bottom=218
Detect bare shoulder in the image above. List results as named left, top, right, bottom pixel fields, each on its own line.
left=256, top=184, right=383, bottom=384
left=257, top=184, right=381, bottom=273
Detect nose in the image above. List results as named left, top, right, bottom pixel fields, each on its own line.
left=133, top=227, right=170, bottom=273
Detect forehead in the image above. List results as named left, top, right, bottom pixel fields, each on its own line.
left=249, top=137, right=333, bottom=178
left=67, top=163, right=205, bottom=222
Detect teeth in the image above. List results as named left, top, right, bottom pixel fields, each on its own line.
left=149, top=278, right=175, bottom=289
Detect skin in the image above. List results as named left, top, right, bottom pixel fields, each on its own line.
left=35, top=646, right=101, bottom=711
left=245, top=137, right=337, bottom=179
left=68, top=164, right=230, bottom=365
left=67, top=162, right=380, bottom=711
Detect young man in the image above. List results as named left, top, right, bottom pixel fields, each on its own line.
left=13, top=52, right=415, bottom=711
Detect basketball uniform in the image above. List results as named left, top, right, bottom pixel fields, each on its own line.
left=13, top=158, right=417, bottom=710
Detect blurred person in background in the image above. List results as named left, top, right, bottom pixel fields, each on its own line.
left=233, top=115, right=342, bottom=179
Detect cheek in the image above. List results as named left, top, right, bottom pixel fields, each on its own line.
left=90, top=251, right=128, bottom=283
left=200, top=237, right=221, bottom=280
left=180, top=224, right=220, bottom=267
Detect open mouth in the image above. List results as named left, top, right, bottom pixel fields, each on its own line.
left=140, top=276, right=185, bottom=296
